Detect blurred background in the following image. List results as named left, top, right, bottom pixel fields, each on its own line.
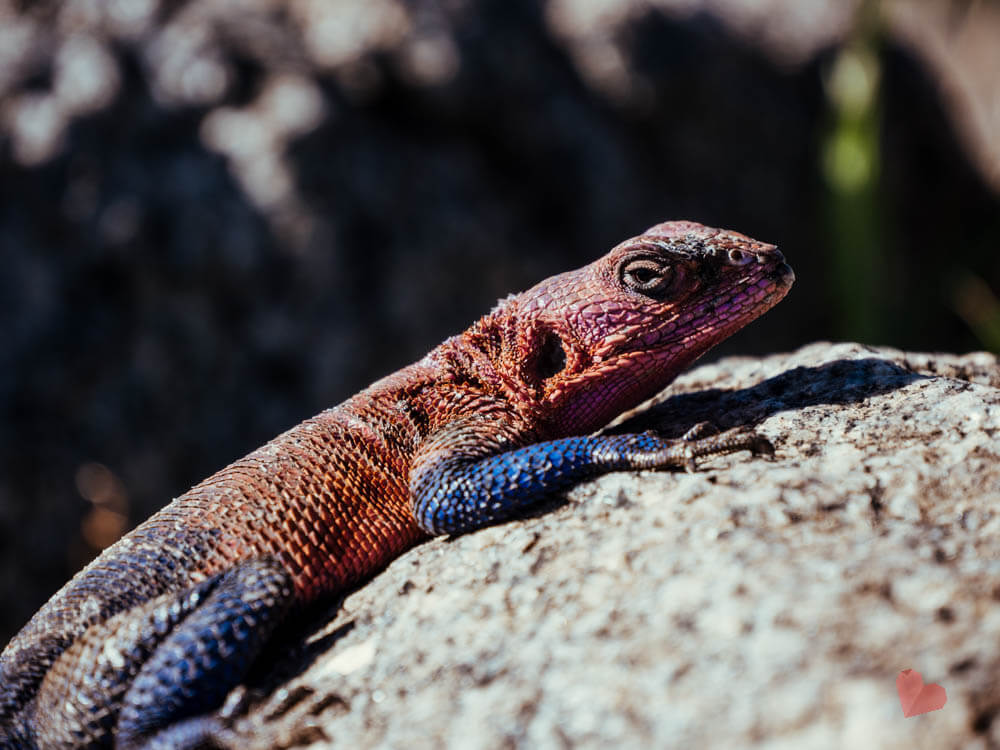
left=2, top=0, right=999, bottom=644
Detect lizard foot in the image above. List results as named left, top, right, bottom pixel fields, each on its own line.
left=619, top=425, right=774, bottom=473
left=677, top=425, right=774, bottom=473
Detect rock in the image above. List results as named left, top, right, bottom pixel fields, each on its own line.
left=220, top=342, right=1000, bottom=748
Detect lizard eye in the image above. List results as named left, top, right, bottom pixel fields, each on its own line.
left=620, top=258, right=676, bottom=297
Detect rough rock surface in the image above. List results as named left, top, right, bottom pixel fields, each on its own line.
left=209, top=342, right=1000, bottom=749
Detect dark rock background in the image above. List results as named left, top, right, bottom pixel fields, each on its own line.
left=2, top=0, right=999, bottom=645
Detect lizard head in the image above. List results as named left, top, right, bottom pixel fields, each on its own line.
left=487, top=220, right=794, bottom=436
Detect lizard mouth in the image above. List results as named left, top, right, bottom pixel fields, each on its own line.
left=776, top=262, right=795, bottom=288
left=765, top=249, right=795, bottom=289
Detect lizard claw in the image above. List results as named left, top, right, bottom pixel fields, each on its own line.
left=218, top=686, right=252, bottom=721
left=681, top=422, right=720, bottom=442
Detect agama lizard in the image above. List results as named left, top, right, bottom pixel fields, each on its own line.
left=0, top=220, right=793, bottom=749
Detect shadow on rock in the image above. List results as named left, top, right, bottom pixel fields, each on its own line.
left=616, top=357, right=927, bottom=437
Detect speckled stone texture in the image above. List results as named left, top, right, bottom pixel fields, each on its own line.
left=210, top=342, right=999, bottom=749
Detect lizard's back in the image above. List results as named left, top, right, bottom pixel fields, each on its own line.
left=0, top=359, right=457, bottom=746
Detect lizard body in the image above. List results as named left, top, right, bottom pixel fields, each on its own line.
left=0, top=221, right=793, bottom=749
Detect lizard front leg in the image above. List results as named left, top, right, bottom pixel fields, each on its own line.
left=409, top=416, right=773, bottom=535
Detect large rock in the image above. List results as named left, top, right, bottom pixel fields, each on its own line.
left=216, top=342, right=1000, bottom=748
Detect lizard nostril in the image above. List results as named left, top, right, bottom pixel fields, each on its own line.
left=728, top=249, right=753, bottom=266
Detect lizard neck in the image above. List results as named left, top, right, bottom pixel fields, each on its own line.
left=428, top=312, right=549, bottom=431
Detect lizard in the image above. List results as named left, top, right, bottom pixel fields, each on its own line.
left=0, top=220, right=793, bottom=749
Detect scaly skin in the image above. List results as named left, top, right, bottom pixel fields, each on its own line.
left=0, top=220, right=793, bottom=749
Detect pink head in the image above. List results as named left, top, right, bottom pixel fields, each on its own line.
left=481, top=220, right=794, bottom=436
